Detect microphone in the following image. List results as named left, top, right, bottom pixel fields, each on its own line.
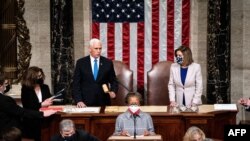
left=52, top=99, right=64, bottom=102
left=133, top=114, right=137, bottom=139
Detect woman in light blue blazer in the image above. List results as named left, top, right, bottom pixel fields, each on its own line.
left=168, top=46, right=202, bottom=107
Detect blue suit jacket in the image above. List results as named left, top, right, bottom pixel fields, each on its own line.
left=73, top=55, right=118, bottom=106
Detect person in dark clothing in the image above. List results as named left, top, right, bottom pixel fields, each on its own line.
left=73, top=38, right=118, bottom=107
left=21, top=66, right=53, bottom=141
left=0, top=73, right=56, bottom=135
left=50, top=119, right=100, bottom=141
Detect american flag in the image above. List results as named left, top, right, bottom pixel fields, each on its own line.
left=92, top=0, right=190, bottom=92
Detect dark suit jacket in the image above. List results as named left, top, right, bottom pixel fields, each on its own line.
left=21, top=84, right=52, bottom=110
left=21, top=84, right=52, bottom=140
left=0, top=93, right=43, bottom=132
left=73, top=56, right=118, bottom=106
left=50, top=129, right=100, bottom=141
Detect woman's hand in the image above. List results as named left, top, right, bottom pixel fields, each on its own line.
left=41, top=98, right=53, bottom=107
left=120, top=130, right=130, bottom=136
left=170, top=101, right=177, bottom=107
left=144, top=130, right=150, bottom=136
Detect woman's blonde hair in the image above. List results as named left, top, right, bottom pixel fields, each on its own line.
left=183, top=126, right=206, bottom=141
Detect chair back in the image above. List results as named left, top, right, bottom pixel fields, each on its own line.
left=147, top=61, right=173, bottom=105
left=112, top=60, right=133, bottom=105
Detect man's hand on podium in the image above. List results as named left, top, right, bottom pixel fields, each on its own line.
left=77, top=101, right=86, bottom=108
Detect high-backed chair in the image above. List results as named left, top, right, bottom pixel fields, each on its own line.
left=147, top=61, right=173, bottom=105
left=112, top=60, right=133, bottom=105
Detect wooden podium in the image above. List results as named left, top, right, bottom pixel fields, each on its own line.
left=107, top=135, right=162, bottom=141
left=41, top=105, right=237, bottom=141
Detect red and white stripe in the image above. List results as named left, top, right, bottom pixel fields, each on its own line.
left=92, top=0, right=190, bottom=92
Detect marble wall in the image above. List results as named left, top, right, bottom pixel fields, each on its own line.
left=8, top=0, right=52, bottom=95
left=207, top=0, right=231, bottom=104
left=190, top=0, right=208, bottom=103
left=50, top=0, right=74, bottom=102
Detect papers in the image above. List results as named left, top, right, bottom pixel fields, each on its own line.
left=63, top=106, right=101, bottom=113
left=40, top=106, right=101, bottom=113
left=129, top=135, right=144, bottom=138
left=39, top=106, right=63, bottom=112
left=50, top=93, right=62, bottom=99
left=214, top=104, right=237, bottom=110
left=197, top=104, right=237, bottom=113
left=108, top=135, right=162, bottom=140
left=198, top=105, right=215, bottom=113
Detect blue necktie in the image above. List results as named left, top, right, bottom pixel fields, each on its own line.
left=93, top=59, right=98, bottom=80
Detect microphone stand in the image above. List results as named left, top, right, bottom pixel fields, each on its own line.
left=133, top=114, right=136, bottom=139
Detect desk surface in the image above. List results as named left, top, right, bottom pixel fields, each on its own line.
left=108, top=135, right=162, bottom=141
left=48, top=104, right=237, bottom=114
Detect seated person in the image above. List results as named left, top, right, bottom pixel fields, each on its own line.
left=50, top=119, right=100, bottom=141
left=0, top=127, right=22, bottom=141
left=183, top=126, right=212, bottom=141
left=113, top=92, right=155, bottom=136
left=238, top=98, right=250, bottom=111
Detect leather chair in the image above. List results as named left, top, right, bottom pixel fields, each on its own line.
left=112, top=60, right=133, bottom=106
left=147, top=61, right=173, bottom=105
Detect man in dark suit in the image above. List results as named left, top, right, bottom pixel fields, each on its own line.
left=73, top=38, right=118, bottom=107
left=0, top=73, right=56, bottom=133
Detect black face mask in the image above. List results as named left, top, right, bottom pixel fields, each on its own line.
left=4, top=85, right=11, bottom=93
left=35, top=78, right=44, bottom=85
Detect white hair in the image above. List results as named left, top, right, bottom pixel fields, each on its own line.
left=89, top=38, right=101, bottom=47
left=59, top=119, right=75, bottom=131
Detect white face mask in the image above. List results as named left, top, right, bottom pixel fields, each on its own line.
left=128, top=105, right=140, bottom=115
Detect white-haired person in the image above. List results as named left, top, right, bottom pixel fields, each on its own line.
left=50, top=119, right=100, bottom=141
left=73, top=38, right=118, bottom=107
